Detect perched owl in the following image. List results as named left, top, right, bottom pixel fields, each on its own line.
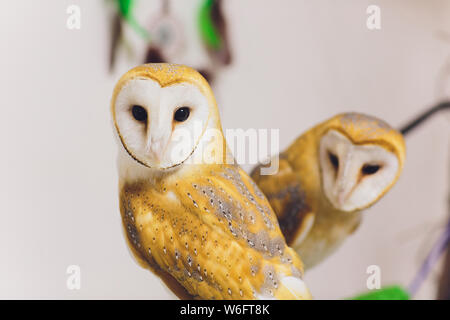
left=251, top=113, right=406, bottom=270
left=111, top=63, right=311, bottom=300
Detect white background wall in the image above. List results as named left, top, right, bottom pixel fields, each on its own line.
left=0, top=0, right=449, bottom=299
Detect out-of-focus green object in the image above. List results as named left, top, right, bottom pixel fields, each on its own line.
left=349, top=285, right=410, bottom=300
left=117, top=0, right=133, bottom=18
left=116, top=0, right=150, bottom=40
left=198, top=0, right=222, bottom=50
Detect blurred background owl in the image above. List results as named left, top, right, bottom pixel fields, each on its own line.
left=251, top=113, right=406, bottom=270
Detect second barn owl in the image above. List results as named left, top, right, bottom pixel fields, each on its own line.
left=251, top=113, right=406, bottom=270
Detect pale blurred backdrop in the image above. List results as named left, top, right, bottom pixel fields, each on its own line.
left=1, top=0, right=449, bottom=299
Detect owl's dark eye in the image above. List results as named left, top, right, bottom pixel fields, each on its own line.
left=362, top=164, right=381, bottom=175
left=174, top=107, right=190, bottom=122
left=131, top=105, right=147, bottom=123
left=328, top=151, right=339, bottom=170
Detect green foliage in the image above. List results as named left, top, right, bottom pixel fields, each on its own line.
left=115, top=0, right=150, bottom=41
left=198, top=0, right=222, bottom=50
left=117, top=0, right=133, bottom=18
left=349, top=285, right=410, bottom=300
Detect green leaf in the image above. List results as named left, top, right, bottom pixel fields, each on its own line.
left=117, top=0, right=133, bottom=18
left=115, top=0, right=150, bottom=41
left=198, top=0, right=222, bottom=50
left=348, top=285, right=410, bottom=300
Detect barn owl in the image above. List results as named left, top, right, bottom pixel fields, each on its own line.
left=111, top=63, right=311, bottom=300
left=251, top=113, right=406, bottom=270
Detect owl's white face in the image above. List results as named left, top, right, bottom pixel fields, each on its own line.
left=113, top=78, right=210, bottom=169
left=319, top=130, right=399, bottom=212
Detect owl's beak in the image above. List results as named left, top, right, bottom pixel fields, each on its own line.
left=149, top=138, right=166, bottom=162
left=335, top=152, right=355, bottom=207
left=146, top=131, right=170, bottom=164
left=150, top=143, right=161, bottom=161
left=337, top=189, right=349, bottom=206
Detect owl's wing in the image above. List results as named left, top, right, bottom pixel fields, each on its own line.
left=250, top=155, right=315, bottom=247
left=120, top=164, right=311, bottom=300
left=121, top=222, right=194, bottom=300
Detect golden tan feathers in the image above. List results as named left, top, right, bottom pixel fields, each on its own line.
left=324, top=113, right=406, bottom=168
left=120, top=164, right=310, bottom=299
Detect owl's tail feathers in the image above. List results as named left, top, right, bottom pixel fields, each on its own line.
left=277, top=276, right=312, bottom=300
left=257, top=276, right=312, bottom=300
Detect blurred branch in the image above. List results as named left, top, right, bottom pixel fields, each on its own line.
left=438, top=233, right=450, bottom=299
left=109, top=13, right=122, bottom=72
left=437, top=151, right=450, bottom=300
left=399, top=101, right=450, bottom=136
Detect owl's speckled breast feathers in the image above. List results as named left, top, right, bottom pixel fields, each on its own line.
left=120, top=163, right=306, bottom=299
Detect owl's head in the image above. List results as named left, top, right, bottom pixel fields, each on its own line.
left=318, top=113, right=406, bottom=212
left=111, top=64, right=222, bottom=170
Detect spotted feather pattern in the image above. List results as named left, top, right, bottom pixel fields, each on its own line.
left=120, top=164, right=309, bottom=300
